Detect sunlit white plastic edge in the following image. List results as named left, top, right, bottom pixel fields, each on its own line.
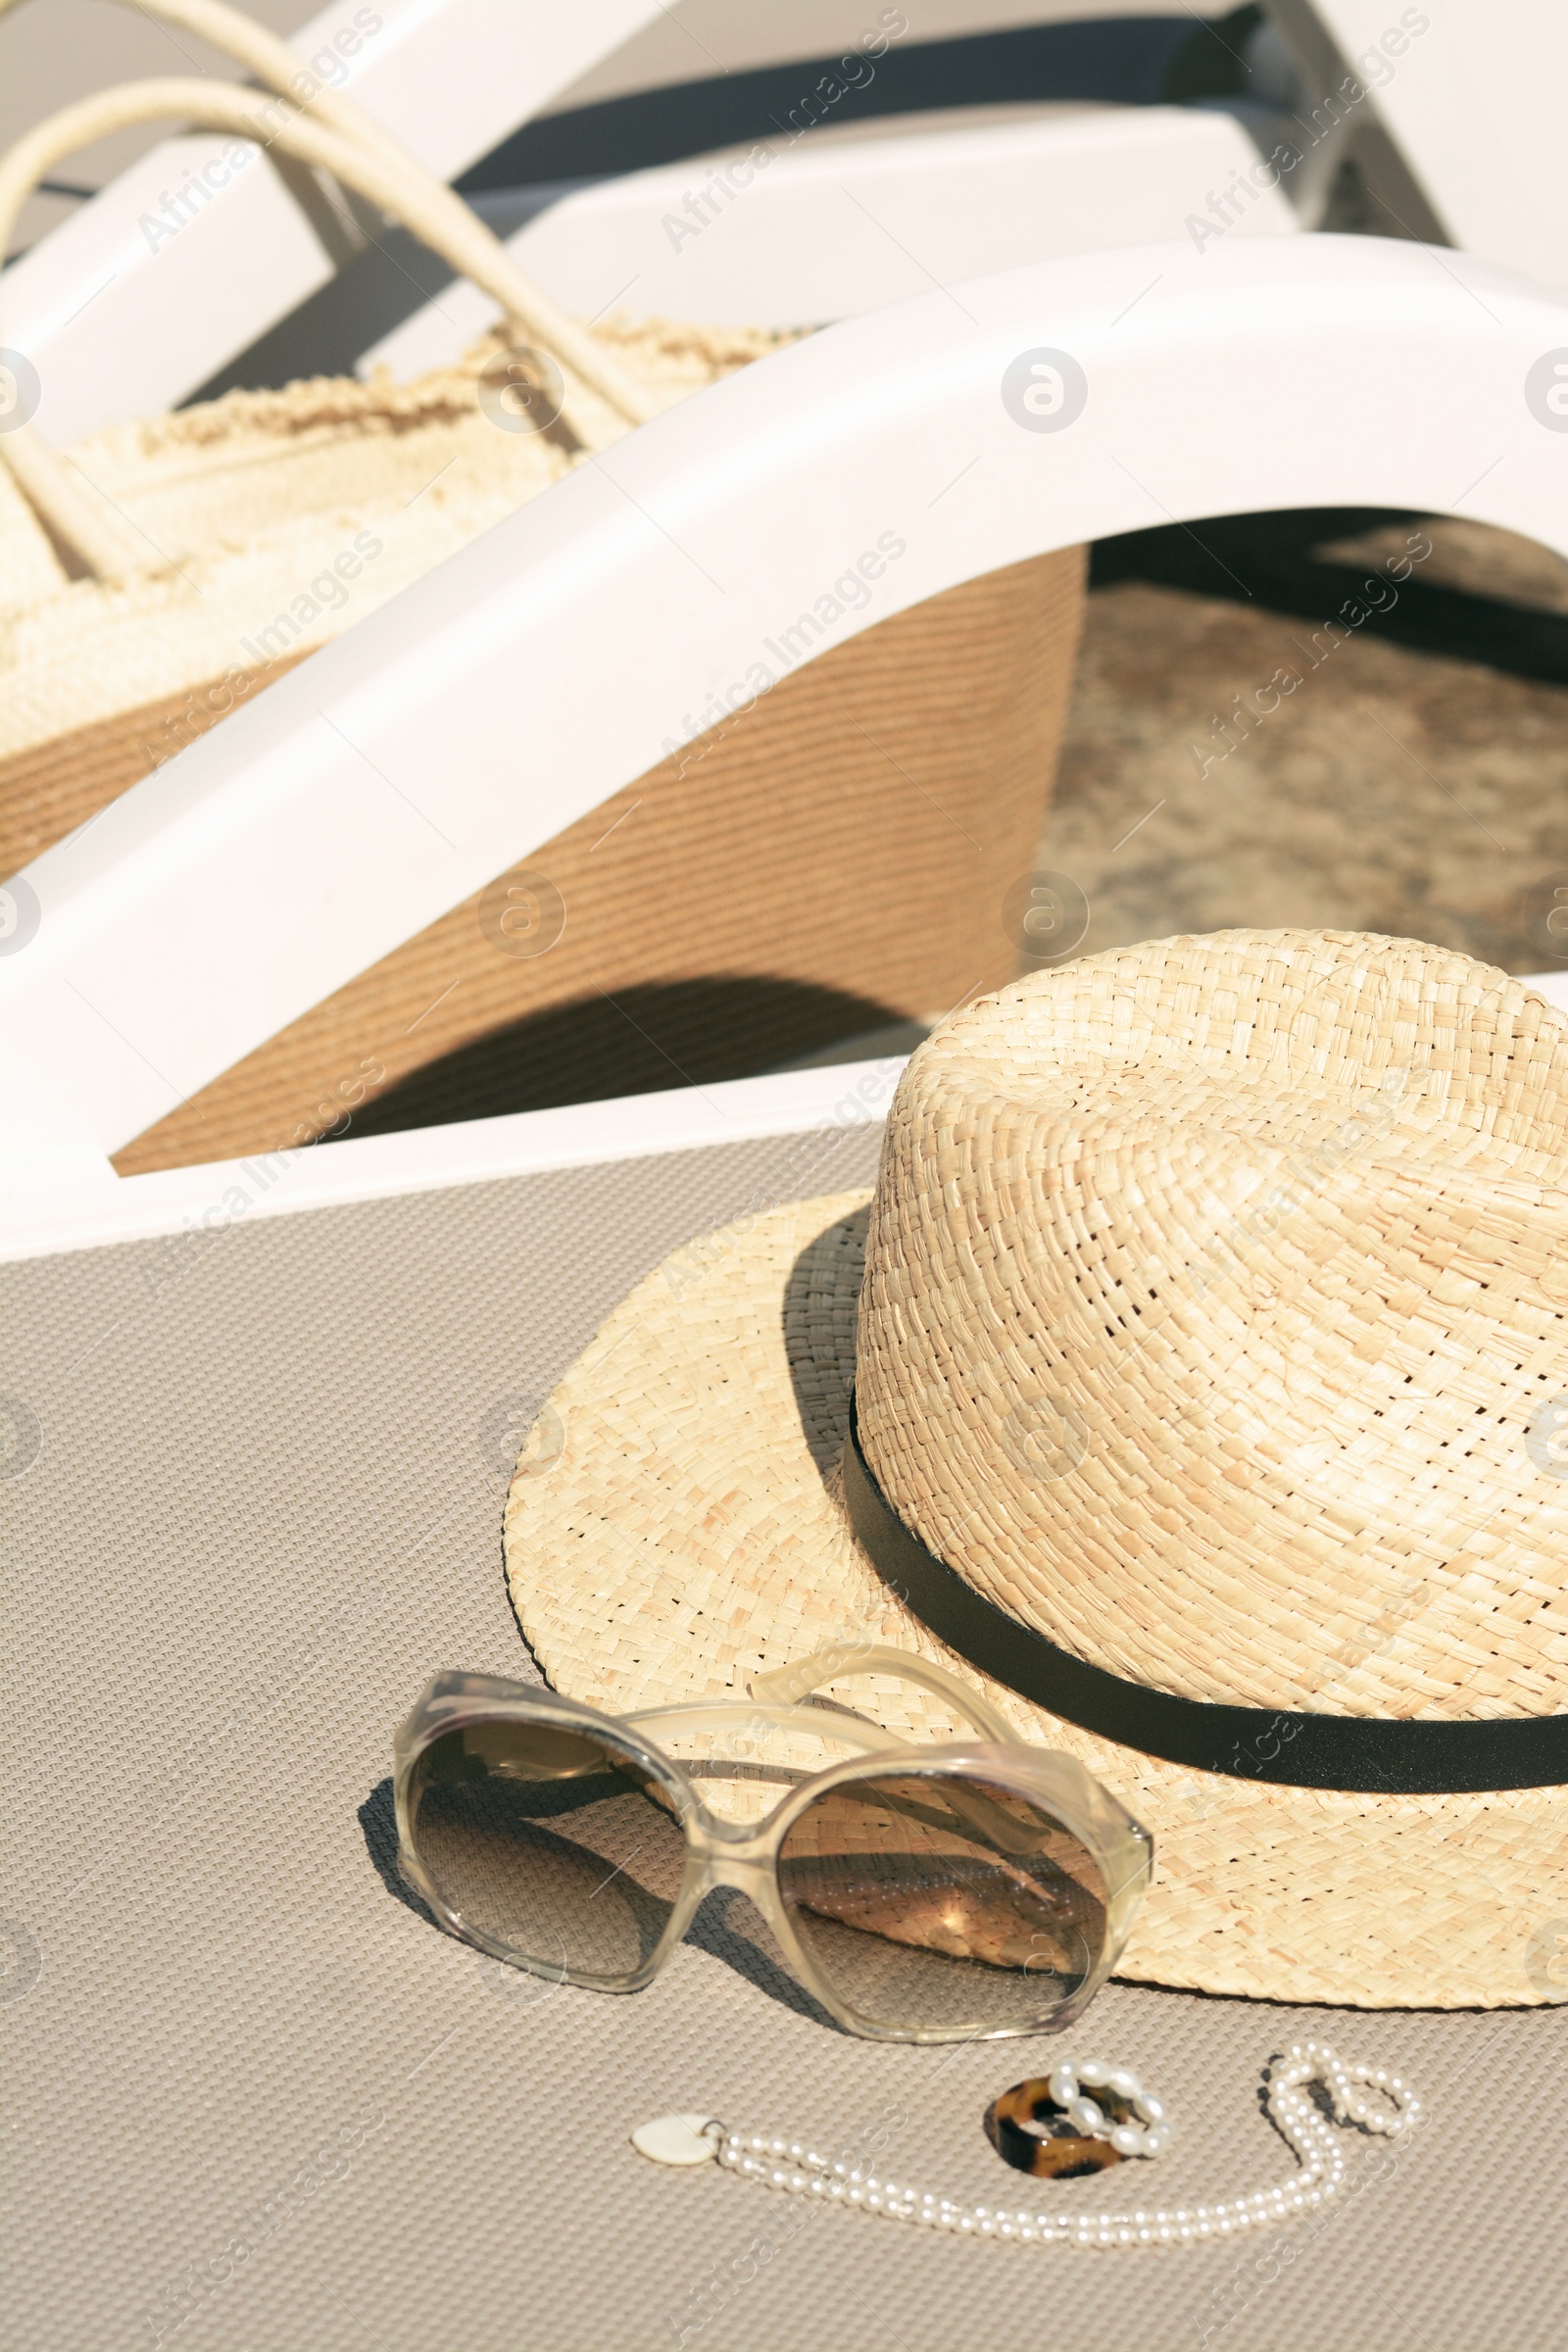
left=0, top=1054, right=907, bottom=1263
left=6, top=958, right=1566, bottom=1262
left=367, top=101, right=1297, bottom=370
left=6, top=0, right=1162, bottom=443
left=1302, top=0, right=1567, bottom=292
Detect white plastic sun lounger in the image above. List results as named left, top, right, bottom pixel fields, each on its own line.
left=3, top=228, right=1565, bottom=1260
left=1271, top=0, right=1567, bottom=292
left=7, top=0, right=1522, bottom=442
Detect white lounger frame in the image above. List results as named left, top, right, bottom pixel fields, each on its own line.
left=4, top=231, right=1567, bottom=1256
left=0, top=1055, right=914, bottom=1261
left=7, top=0, right=1231, bottom=441
left=1280, top=0, right=1568, bottom=294
left=15, top=0, right=1563, bottom=440
left=363, top=102, right=1298, bottom=375
left=3, top=229, right=1568, bottom=1213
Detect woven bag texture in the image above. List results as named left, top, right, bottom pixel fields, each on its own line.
left=0, top=317, right=787, bottom=860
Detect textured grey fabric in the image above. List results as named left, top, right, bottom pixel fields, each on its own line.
left=2, top=1129, right=1564, bottom=2352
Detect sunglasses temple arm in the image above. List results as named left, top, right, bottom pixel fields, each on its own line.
left=748, top=1645, right=1019, bottom=1747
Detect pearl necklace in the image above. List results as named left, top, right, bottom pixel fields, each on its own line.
left=676, top=2042, right=1420, bottom=2248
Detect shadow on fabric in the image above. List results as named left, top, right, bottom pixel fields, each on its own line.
left=346, top=975, right=909, bottom=1139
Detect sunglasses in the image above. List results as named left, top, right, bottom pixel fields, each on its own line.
left=394, top=1647, right=1152, bottom=2043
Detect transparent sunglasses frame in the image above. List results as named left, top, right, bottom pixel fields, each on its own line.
left=394, top=1646, right=1153, bottom=2044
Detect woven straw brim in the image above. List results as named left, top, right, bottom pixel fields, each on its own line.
left=504, top=1191, right=1567, bottom=2009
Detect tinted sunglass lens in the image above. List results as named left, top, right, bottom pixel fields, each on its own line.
left=776, top=1772, right=1106, bottom=2033
left=408, top=1720, right=689, bottom=1985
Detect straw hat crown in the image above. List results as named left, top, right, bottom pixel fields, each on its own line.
left=855, top=929, right=1568, bottom=1724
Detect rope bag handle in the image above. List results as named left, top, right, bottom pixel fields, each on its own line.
left=0, top=0, right=444, bottom=180
left=0, top=0, right=656, bottom=579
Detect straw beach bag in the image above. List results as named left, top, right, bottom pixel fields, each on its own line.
left=0, top=0, right=1085, bottom=1176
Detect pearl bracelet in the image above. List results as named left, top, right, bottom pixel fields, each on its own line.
left=633, top=2040, right=1420, bottom=2249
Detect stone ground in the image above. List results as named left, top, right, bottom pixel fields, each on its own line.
left=1038, top=509, right=1568, bottom=979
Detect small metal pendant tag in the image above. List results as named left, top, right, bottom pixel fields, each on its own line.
left=632, top=2113, right=719, bottom=2167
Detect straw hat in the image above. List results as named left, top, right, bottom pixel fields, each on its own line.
left=504, top=929, right=1568, bottom=2008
